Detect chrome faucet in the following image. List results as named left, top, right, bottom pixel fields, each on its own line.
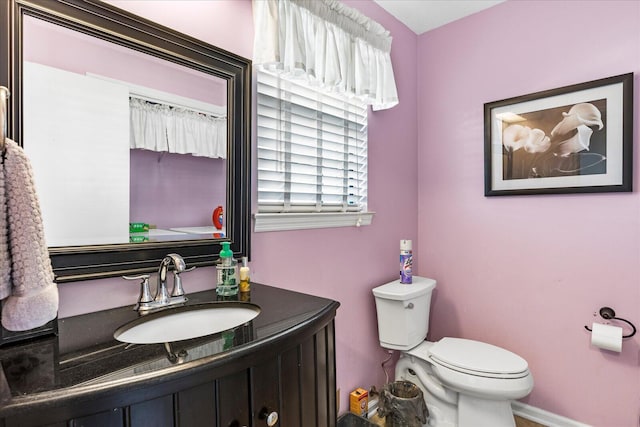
left=123, top=253, right=195, bottom=313
left=157, top=253, right=186, bottom=304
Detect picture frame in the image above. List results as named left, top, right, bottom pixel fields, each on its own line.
left=484, top=73, right=633, bottom=196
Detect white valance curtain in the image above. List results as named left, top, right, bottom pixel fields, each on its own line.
left=253, top=0, right=398, bottom=110
left=129, top=97, right=227, bottom=158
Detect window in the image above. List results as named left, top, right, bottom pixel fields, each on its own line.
left=254, top=70, right=373, bottom=232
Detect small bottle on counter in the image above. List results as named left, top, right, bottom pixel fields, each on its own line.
left=216, top=242, right=238, bottom=296
left=239, top=257, right=251, bottom=301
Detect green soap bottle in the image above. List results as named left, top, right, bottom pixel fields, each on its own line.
left=216, top=242, right=238, bottom=296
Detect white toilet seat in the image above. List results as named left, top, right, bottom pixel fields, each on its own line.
left=428, top=337, right=529, bottom=379
left=406, top=338, right=529, bottom=378
left=429, top=355, right=529, bottom=379
left=406, top=338, right=534, bottom=401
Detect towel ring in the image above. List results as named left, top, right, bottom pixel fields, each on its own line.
left=584, top=307, right=636, bottom=338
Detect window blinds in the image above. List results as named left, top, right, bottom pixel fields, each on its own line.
left=257, top=70, right=368, bottom=213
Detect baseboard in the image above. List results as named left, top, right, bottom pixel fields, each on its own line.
left=512, top=401, right=592, bottom=427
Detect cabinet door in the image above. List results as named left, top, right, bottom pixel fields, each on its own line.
left=251, top=358, right=280, bottom=427
left=279, top=346, right=301, bottom=426
left=69, top=409, right=123, bottom=427
left=298, top=322, right=337, bottom=427
left=217, top=370, right=250, bottom=427
left=177, top=382, right=216, bottom=426
left=3, top=405, right=126, bottom=427
left=129, top=395, right=174, bottom=427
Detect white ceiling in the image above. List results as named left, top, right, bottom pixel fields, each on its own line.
left=373, top=0, right=506, bottom=35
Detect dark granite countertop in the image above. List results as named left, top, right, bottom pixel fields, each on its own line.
left=0, top=283, right=339, bottom=416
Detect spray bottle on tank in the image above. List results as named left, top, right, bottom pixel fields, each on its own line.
left=400, top=240, right=412, bottom=284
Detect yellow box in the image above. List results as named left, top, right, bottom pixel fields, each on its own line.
left=349, top=388, right=369, bottom=417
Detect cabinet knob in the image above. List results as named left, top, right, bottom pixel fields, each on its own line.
left=259, top=408, right=279, bottom=426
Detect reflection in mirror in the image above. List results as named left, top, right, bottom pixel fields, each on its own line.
left=22, top=16, right=228, bottom=247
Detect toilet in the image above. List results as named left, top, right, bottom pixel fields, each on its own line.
left=372, top=277, right=533, bottom=427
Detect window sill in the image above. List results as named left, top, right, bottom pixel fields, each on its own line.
left=253, top=212, right=375, bottom=232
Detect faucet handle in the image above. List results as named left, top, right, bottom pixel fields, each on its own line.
left=171, top=266, right=196, bottom=297
left=123, top=274, right=153, bottom=304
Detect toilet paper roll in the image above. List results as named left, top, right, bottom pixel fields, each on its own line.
left=590, top=323, right=623, bottom=352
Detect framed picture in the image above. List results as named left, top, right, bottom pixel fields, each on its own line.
left=484, top=73, right=633, bottom=196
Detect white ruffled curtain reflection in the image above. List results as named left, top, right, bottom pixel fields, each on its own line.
left=129, top=97, right=227, bottom=158
left=253, top=0, right=398, bottom=110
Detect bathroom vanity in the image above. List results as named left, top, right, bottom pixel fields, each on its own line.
left=0, top=283, right=339, bottom=427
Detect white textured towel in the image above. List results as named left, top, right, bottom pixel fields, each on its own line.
left=0, top=138, right=58, bottom=331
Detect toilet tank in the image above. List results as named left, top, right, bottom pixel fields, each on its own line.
left=372, top=276, right=436, bottom=351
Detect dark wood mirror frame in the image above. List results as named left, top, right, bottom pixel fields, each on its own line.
left=0, top=0, right=251, bottom=282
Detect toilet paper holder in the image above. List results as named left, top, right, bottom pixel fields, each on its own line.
left=584, top=307, right=636, bottom=338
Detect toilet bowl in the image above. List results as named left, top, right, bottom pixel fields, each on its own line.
left=372, top=277, right=533, bottom=427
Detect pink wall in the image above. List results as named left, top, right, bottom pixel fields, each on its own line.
left=416, top=1, right=640, bottom=426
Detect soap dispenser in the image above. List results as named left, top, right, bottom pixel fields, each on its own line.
left=216, top=242, right=238, bottom=296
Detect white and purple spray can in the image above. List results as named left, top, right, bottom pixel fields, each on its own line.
left=399, top=240, right=412, bottom=284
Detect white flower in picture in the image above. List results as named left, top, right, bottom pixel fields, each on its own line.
left=524, top=128, right=551, bottom=153
left=549, top=102, right=604, bottom=157
left=551, top=103, right=604, bottom=138
left=555, top=125, right=595, bottom=157
left=504, top=125, right=550, bottom=153
left=502, top=124, right=529, bottom=151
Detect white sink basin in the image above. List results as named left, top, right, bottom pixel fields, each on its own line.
left=114, top=302, right=260, bottom=344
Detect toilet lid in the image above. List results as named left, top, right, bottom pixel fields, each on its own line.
left=428, top=337, right=528, bottom=376
left=372, top=277, right=436, bottom=300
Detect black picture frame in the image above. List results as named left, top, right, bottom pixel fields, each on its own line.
left=484, top=73, right=633, bottom=196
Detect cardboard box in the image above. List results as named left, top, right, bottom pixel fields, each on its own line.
left=349, top=388, right=369, bottom=417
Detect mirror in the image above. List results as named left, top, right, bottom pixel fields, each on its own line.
left=1, top=0, right=251, bottom=282
left=22, top=16, right=228, bottom=247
